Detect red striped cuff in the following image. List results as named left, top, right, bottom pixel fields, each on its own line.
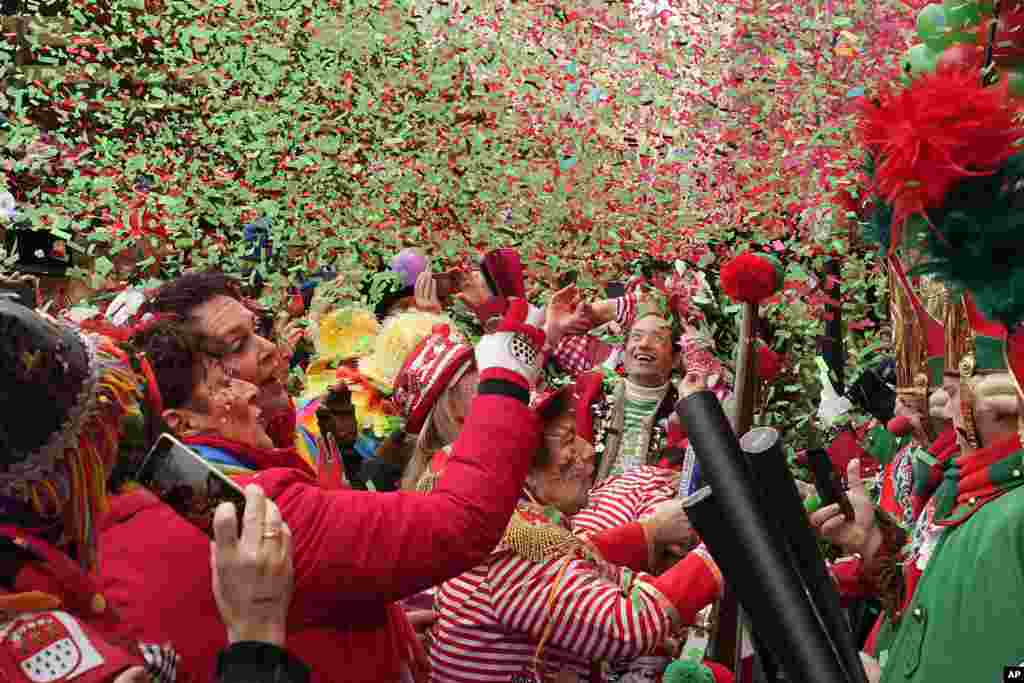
left=587, top=522, right=651, bottom=573
left=649, top=549, right=722, bottom=626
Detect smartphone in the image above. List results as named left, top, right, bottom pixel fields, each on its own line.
left=135, top=433, right=247, bottom=537
left=605, top=281, right=626, bottom=299
left=434, top=268, right=464, bottom=299
left=806, top=448, right=855, bottom=520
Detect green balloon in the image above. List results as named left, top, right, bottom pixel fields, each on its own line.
left=918, top=4, right=950, bottom=51
left=903, top=43, right=941, bottom=77
left=943, top=0, right=982, bottom=29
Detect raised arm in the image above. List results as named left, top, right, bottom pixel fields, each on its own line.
left=251, top=299, right=547, bottom=607
left=489, top=546, right=721, bottom=663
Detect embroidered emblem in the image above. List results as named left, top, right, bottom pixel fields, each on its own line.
left=1, top=611, right=104, bottom=682
left=894, top=449, right=915, bottom=527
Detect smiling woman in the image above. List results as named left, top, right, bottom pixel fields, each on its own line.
left=143, top=272, right=300, bottom=452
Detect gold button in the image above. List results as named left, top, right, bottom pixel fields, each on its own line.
left=968, top=497, right=977, bottom=505
left=1015, top=470, right=1022, bottom=478
left=913, top=608, right=922, bottom=620
left=91, top=593, right=106, bottom=614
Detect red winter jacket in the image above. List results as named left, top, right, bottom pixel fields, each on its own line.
left=0, top=527, right=143, bottom=683
left=96, top=392, right=540, bottom=683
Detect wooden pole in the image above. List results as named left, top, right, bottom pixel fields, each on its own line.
left=707, top=301, right=760, bottom=680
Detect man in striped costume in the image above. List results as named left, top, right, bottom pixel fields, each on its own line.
left=570, top=288, right=728, bottom=492
left=429, top=383, right=729, bottom=683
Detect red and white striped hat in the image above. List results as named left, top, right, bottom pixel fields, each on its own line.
left=393, top=324, right=474, bottom=434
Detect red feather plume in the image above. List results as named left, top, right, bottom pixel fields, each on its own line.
left=857, top=66, right=1024, bottom=250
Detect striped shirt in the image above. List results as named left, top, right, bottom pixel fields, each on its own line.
left=429, top=543, right=677, bottom=683
left=572, top=466, right=680, bottom=540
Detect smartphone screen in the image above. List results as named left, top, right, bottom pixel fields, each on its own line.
left=135, top=433, right=247, bottom=537
left=605, top=281, right=626, bottom=299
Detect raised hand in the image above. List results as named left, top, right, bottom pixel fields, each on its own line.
left=210, top=484, right=294, bottom=646
left=677, top=371, right=708, bottom=399
left=808, top=459, right=877, bottom=557
left=644, top=499, right=697, bottom=548
left=543, top=285, right=581, bottom=345
left=414, top=269, right=442, bottom=313
left=456, top=270, right=492, bottom=310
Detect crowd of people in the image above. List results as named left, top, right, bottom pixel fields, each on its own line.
left=2, top=226, right=1023, bottom=683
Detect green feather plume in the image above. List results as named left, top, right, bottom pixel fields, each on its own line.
left=914, top=153, right=1024, bottom=328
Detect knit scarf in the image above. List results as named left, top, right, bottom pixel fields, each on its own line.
left=594, top=379, right=676, bottom=484
left=909, top=426, right=960, bottom=521
left=180, top=434, right=317, bottom=479
left=921, top=432, right=1024, bottom=527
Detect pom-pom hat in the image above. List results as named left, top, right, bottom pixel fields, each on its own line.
left=391, top=323, right=474, bottom=434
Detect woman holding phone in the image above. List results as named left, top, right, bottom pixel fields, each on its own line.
left=0, top=300, right=306, bottom=683
left=98, top=300, right=550, bottom=683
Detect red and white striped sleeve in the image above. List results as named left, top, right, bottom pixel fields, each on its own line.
left=572, top=468, right=679, bottom=539
left=488, top=552, right=677, bottom=664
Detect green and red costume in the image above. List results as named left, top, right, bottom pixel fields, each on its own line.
left=877, top=433, right=1024, bottom=682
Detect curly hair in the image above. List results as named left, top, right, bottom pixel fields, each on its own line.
left=142, top=271, right=242, bottom=322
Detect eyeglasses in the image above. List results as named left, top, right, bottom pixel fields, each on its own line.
left=543, top=428, right=578, bottom=451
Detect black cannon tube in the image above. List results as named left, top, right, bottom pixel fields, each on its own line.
left=681, top=487, right=788, bottom=677
left=740, top=427, right=868, bottom=683
left=678, top=391, right=853, bottom=683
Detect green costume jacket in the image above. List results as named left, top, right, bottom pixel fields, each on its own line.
left=880, top=483, right=1024, bottom=682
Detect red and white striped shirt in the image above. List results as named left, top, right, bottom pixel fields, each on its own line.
left=572, top=466, right=679, bottom=540
left=429, top=539, right=678, bottom=683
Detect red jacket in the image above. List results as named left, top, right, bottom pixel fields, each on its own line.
left=96, top=393, right=540, bottom=682
left=0, top=527, right=143, bottom=683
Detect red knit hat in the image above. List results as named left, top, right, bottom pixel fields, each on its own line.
left=392, top=324, right=474, bottom=434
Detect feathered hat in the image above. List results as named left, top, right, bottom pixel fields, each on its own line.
left=859, top=64, right=1024, bottom=397
left=0, top=302, right=141, bottom=569
left=302, top=306, right=381, bottom=401
left=857, top=66, right=1024, bottom=248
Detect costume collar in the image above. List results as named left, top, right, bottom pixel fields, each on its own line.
left=624, top=379, right=670, bottom=403
left=929, top=431, right=1024, bottom=526
left=910, top=425, right=960, bottom=519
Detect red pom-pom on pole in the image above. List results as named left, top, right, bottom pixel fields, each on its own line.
left=721, top=253, right=781, bottom=304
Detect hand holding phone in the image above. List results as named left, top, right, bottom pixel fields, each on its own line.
left=806, top=448, right=855, bottom=521
left=210, top=484, right=293, bottom=646
left=135, top=433, right=249, bottom=537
